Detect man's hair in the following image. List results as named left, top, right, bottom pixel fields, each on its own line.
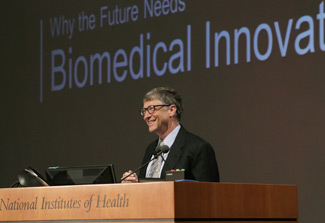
left=143, top=87, right=183, bottom=121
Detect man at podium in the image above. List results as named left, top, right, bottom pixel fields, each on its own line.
left=122, top=87, right=219, bottom=183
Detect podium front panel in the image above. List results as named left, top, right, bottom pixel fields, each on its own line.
left=0, top=182, right=298, bottom=222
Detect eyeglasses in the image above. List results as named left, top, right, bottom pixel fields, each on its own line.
left=140, top=104, right=171, bottom=116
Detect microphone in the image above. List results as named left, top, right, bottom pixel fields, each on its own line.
left=119, top=145, right=170, bottom=183
left=155, top=144, right=170, bottom=154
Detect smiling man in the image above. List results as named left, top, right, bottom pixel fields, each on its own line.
left=121, top=87, right=219, bottom=183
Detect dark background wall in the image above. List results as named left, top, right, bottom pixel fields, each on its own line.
left=1, top=1, right=324, bottom=222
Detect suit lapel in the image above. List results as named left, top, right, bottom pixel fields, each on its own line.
left=162, top=126, right=186, bottom=172
left=139, top=140, right=157, bottom=178
left=144, top=142, right=157, bottom=163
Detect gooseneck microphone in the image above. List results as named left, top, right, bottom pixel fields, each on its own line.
left=119, top=145, right=170, bottom=183
left=155, top=144, right=170, bottom=155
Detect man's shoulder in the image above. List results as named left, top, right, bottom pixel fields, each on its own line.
left=180, top=127, right=210, bottom=147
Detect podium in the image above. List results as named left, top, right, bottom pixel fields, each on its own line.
left=0, top=182, right=298, bottom=222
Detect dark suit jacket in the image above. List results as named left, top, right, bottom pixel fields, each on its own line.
left=139, top=126, right=220, bottom=182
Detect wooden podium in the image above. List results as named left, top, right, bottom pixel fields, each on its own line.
left=0, top=182, right=298, bottom=223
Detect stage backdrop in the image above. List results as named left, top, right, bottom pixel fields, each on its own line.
left=1, top=0, right=324, bottom=222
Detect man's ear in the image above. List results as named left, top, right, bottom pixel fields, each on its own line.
left=169, top=104, right=177, bottom=117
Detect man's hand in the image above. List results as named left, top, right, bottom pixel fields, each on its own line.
left=121, top=170, right=139, bottom=183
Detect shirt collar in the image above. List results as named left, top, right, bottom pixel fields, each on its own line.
left=158, top=124, right=181, bottom=148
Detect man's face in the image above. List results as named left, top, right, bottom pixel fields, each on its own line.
left=143, top=99, right=172, bottom=136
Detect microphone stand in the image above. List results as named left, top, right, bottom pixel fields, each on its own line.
left=119, top=151, right=163, bottom=183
